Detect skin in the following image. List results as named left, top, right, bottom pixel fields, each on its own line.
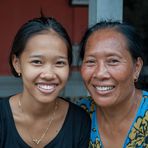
left=10, top=31, right=70, bottom=147
left=81, top=28, right=143, bottom=147
left=13, top=32, right=69, bottom=104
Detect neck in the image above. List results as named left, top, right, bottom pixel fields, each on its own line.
left=18, top=93, right=57, bottom=119
left=16, top=93, right=58, bottom=146
left=97, top=89, right=142, bottom=125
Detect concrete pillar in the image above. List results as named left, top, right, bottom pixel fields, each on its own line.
left=89, top=0, right=123, bottom=27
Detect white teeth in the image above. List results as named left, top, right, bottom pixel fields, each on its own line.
left=96, top=86, right=114, bottom=91
left=38, top=84, right=55, bottom=90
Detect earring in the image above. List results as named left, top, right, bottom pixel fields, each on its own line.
left=134, top=78, right=138, bottom=82
left=134, top=75, right=139, bottom=82
left=18, top=73, right=21, bottom=77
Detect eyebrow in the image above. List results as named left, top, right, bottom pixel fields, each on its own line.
left=29, top=55, right=42, bottom=58
left=29, top=54, right=68, bottom=59
left=55, top=56, right=68, bottom=60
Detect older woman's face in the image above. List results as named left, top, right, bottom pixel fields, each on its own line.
left=81, top=29, right=142, bottom=107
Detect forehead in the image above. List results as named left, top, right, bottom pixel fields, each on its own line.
left=26, top=31, right=66, bottom=47
left=21, top=32, right=68, bottom=57
left=86, top=29, right=128, bottom=51
left=88, top=28, right=127, bottom=45
left=83, top=29, right=133, bottom=58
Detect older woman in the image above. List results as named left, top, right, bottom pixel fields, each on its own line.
left=78, top=21, right=148, bottom=147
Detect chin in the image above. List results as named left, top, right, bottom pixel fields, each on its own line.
left=93, top=96, right=116, bottom=107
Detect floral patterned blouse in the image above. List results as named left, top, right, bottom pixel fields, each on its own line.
left=77, top=90, right=148, bottom=148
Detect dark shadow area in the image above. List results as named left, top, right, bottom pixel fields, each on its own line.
left=124, top=0, right=148, bottom=90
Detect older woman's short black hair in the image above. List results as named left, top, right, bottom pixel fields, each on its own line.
left=80, top=21, right=145, bottom=63
left=9, top=16, right=72, bottom=77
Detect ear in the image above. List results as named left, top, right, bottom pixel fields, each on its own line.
left=134, top=57, right=143, bottom=80
left=12, top=55, right=21, bottom=74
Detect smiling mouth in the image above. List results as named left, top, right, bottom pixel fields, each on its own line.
left=37, top=84, right=57, bottom=94
left=95, top=86, right=115, bottom=91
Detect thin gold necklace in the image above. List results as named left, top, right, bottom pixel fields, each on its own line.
left=18, top=98, right=58, bottom=145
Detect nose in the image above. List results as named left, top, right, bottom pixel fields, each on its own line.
left=93, top=62, right=110, bottom=80
left=40, top=66, right=56, bottom=80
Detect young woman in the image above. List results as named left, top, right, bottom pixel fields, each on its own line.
left=78, top=21, right=148, bottom=148
left=0, top=16, right=91, bottom=148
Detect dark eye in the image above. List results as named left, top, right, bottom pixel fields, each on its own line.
left=108, top=59, right=119, bottom=65
left=56, top=60, right=67, bottom=67
left=31, top=60, right=42, bottom=65
left=83, top=60, right=96, bottom=67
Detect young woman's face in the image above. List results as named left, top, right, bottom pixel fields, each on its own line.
left=13, top=32, right=69, bottom=103
left=81, top=29, right=142, bottom=107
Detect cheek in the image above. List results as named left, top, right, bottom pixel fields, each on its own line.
left=22, top=70, right=38, bottom=82
left=81, top=66, right=94, bottom=81
left=57, top=67, right=69, bottom=82
left=21, top=65, right=41, bottom=81
left=109, top=66, right=134, bottom=82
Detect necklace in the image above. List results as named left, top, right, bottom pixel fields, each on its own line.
left=18, top=98, right=58, bottom=145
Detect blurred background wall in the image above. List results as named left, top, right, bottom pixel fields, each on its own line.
left=0, top=0, right=88, bottom=97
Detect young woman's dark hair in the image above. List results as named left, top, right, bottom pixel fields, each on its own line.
left=80, top=21, right=145, bottom=63
left=9, top=16, right=72, bottom=77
